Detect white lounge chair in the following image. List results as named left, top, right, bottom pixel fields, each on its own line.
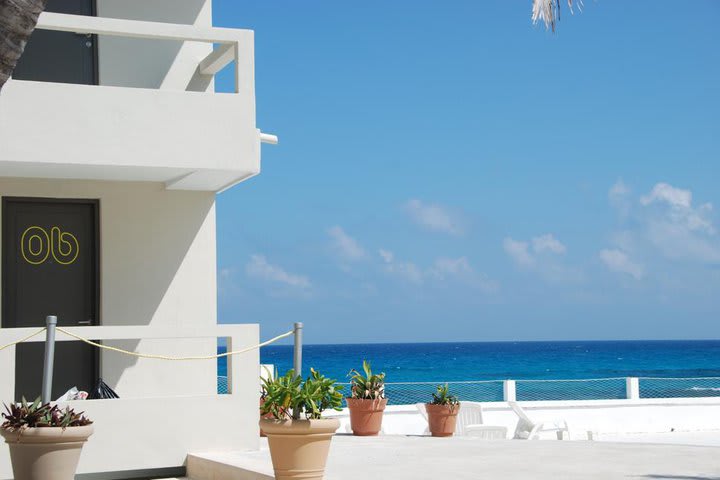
left=508, top=401, right=569, bottom=440
left=416, top=402, right=508, bottom=439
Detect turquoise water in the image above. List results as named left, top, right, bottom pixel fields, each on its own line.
left=218, top=340, right=720, bottom=403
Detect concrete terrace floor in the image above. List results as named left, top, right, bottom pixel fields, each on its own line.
left=185, top=435, right=720, bottom=480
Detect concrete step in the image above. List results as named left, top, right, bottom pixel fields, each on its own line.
left=186, top=451, right=273, bottom=480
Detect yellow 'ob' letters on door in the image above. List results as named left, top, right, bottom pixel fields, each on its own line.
left=21, top=226, right=79, bottom=265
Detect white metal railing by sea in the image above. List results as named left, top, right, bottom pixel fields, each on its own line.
left=314, top=377, right=720, bottom=406
left=515, top=378, right=628, bottom=401
left=35, top=12, right=252, bottom=95
left=639, top=377, right=720, bottom=399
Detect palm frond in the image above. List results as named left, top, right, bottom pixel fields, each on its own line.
left=532, top=0, right=582, bottom=32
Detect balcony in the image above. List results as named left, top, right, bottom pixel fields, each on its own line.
left=0, top=12, right=276, bottom=192
left=0, top=323, right=260, bottom=477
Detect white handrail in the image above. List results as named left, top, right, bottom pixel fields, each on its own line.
left=36, top=12, right=250, bottom=44
left=34, top=12, right=253, bottom=95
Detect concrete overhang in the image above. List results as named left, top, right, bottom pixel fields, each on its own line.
left=0, top=79, right=262, bottom=192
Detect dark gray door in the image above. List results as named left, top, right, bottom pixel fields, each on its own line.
left=2, top=198, right=99, bottom=401
left=12, top=0, right=97, bottom=85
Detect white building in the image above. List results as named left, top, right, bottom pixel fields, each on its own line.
left=0, top=1, right=273, bottom=478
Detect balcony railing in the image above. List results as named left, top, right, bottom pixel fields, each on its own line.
left=36, top=12, right=251, bottom=94
left=0, top=323, right=259, bottom=401
left=0, top=323, right=262, bottom=476
left=32, top=12, right=278, bottom=146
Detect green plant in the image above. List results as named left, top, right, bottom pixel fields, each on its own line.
left=348, top=360, right=385, bottom=400
left=260, top=369, right=344, bottom=420
left=1, top=397, right=92, bottom=432
left=430, top=384, right=460, bottom=408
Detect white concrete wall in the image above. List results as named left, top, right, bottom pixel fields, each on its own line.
left=0, top=0, right=261, bottom=191
left=0, top=324, right=261, bottom=480
left=0, top=178, right=217, bottom=397
left=97, top=0, right=214, bottom=91
left=0, top=80, right=260, bottom=191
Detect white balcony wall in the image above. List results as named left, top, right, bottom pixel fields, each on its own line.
left=96, top=0, right=214, bottom=91
left=0, top=178, right=218, bottom=397
left=0, top=3, right=263, bottom=191
left=0, top=324, right=261, bottom=479
left=0, top=80, right=260, bottom=190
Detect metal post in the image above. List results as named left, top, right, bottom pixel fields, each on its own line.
left=41, top=316, right=57, bottom=404
left=293, top=322, right=303, bottom=379
left=292, top=322, right=303, bottom=420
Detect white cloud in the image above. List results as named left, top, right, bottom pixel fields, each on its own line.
left=637, top=182, right=719, bottom=263
left=429, top=257, right=498, bottom=292
left=245, top=255, right=311, bottom=289
left=645, top=221, right=720, bottom=264
left=404, top=199, right=463, bottom=235
left=217, top=267, right=236, bottom=297
left=378, top=249, right=423, bottom=284
left=641, top=182, right=714, bottom=234
left=641, top=183, right=692, bottom=209
left=599, top=249, right=644, bottom=280
left=429, top=257, right=473, bottom=277
left=532, top=234, right=567, bottom=254
left=503, top=238, right=535, bottom=266
left=609, top=179, right=632, bottom=218
left=610, top=179, right=631, bottom=200
left=378, top=249, right=394, bottom=263
left=607, top=181, right=720, bottom=265
left=327, top=226, right=366, bottom=260
left=505, top=234, right=566, bottom=267
left=378, top=251, right=496, bottom=292
left=504, top=235, right=582, bottom=284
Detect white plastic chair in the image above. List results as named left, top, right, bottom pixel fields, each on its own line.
left=416, top=402, right=508, bottom=439
left=508, top=401, right=569, bottom=440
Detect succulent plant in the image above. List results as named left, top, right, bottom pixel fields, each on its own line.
left=348, top=360, right=385, bottom=400
left=260, top=369, right=344, bottom=420
left=1, top=397, right=92, bottom=432
left=430, top=384, right=460, bottom=408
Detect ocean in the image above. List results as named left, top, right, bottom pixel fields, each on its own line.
left=218, top=340, right=720, bottom=403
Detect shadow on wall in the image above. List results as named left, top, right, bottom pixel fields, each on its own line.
left=96, top=0, right=211, bottom=90
left=99, top=183, right=216, bottom=388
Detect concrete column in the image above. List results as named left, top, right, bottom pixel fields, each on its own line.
left=626, top=377, right=640, bottom=400
left=503, top=380, right=517, bottom=402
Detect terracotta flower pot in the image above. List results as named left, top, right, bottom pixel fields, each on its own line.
left=346, top=397, right=387, bottom=436
left=1, top=425, right=94, bottom=480
left=425, top=403, right=460, bottom=437
left=260, top=418, right=339, bottom=480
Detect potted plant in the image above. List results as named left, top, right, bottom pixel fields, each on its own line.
left=346, top=360, right=387, bottom=436
left=259, top=365, right=277, bottom=437
left=425, top=383, right=460, bottom=437
left=1, top=397, right=93, bottom=480
left=260, top=369, right=343, bottom=480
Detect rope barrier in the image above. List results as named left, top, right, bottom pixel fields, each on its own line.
left=0, top=327, right=47, bottom=351
left=55, top=327, right=294, bottom=361
left=0, top=326, right=293, bottom=360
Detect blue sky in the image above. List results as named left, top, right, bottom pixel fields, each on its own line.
left=212, top=1, right=720, bottom=343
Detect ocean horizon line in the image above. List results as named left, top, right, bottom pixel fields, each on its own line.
left=253, top=338, right=720, bottom=348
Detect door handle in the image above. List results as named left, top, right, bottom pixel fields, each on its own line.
left=77, top=320, right=92, bottom=325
